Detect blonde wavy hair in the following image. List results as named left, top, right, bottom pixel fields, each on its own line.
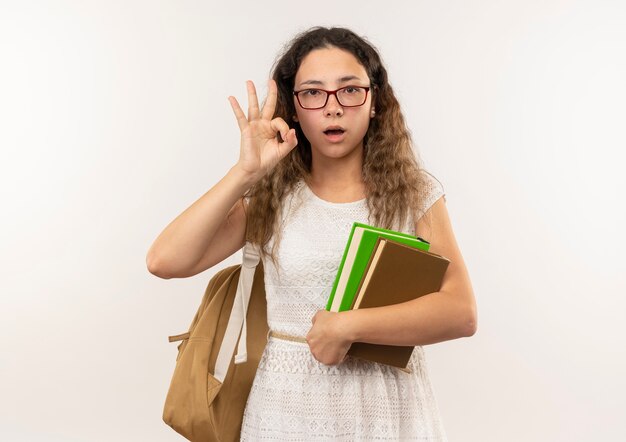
left=242, top=27, right=438, bottom=267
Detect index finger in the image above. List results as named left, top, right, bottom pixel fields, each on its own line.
left=260, top=79, right=278, bottom=120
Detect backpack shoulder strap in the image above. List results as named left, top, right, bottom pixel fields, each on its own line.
left=213, top=242, right=260, bottom=382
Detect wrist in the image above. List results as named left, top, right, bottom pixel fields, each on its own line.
left=338, top=309, right=362, bottom=344
left=229, top=164, right=259, bottom=189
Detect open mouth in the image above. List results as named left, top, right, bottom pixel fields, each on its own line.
left=323, top=129, right=345, bottom=135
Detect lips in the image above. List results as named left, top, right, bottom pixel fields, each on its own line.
left=323, top=125, right=346, bottom=135
left=323, top=126, right=346, bottom=143
left=324, top=129, right=344, bottom=135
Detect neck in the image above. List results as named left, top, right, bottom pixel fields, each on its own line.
left=306, top=143, right=366, bottom=200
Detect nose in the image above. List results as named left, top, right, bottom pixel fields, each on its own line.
left=324, top=93, right=343, bottom=117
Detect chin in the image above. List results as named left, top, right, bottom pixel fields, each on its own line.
left=318, top=146, right=358, bottom=160
left=313, top=141, right=363, bottom=159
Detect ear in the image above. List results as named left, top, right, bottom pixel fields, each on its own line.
left=370, top=108, right=376, bottom=118
left=292, top=115, right=299, bottom=122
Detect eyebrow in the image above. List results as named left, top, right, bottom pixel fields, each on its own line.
left=298, top=75, right=364, bottom=88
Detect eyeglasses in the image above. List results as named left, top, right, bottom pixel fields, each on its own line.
left=293, top=86, right=370, bottom=110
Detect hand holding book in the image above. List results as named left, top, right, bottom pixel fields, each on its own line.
left=326, top=222, right=450, bottom=369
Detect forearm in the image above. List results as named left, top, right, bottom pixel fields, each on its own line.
left=146, top=165, right=255, bottom=275
left=342, top=290, right=477, bottom=347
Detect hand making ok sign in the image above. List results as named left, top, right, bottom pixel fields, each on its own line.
left=228, top=79, right=298, bottom=184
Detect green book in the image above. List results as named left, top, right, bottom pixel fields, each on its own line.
left=326, top=222, right=430, bottom=312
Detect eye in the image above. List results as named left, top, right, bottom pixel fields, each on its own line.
left=343, top=86, right=360, bottom=94
left=303, top=89, right=322, bottom=96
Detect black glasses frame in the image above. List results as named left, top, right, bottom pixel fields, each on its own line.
left=293, top=86, right=371, bottom=109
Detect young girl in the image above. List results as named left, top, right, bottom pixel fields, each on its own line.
left=147, top=27, right=476, bottom=441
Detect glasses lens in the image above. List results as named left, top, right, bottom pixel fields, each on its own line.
left=337, top=87, right=367, bottom=106
left=298, top=90, right=328, bottom=109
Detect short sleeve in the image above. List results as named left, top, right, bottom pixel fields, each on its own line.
left=417, top=170, right=446, bottom=219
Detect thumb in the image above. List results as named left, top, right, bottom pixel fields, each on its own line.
left=276, top=129, right=298, bottom=160
left=283, top=128, right=298, bottom=149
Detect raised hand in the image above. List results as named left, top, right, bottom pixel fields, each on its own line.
left=228, top=79, right=298, bottom=183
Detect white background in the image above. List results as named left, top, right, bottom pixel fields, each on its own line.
left=1, top=1, right=625, bottom=441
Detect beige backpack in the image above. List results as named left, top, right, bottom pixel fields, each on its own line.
left=163, top=243, right=268, bottom=441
